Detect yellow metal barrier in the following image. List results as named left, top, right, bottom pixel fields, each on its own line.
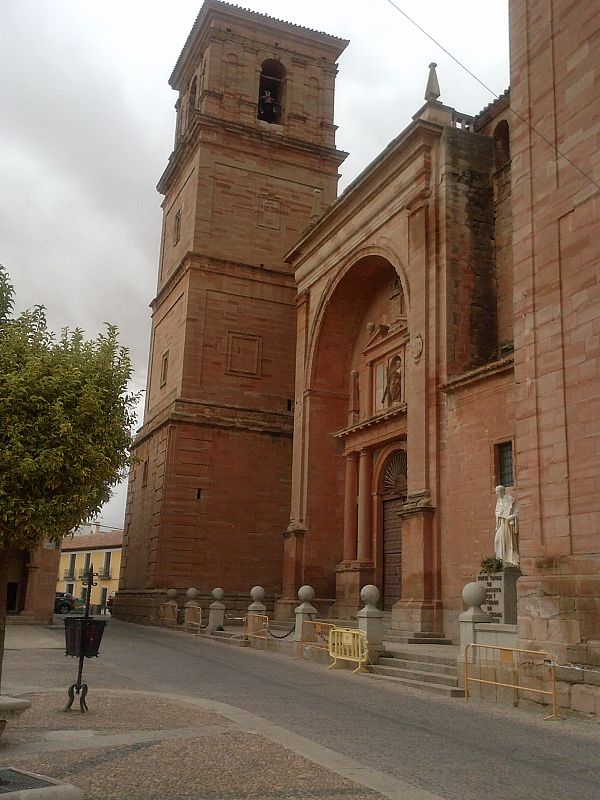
left=184, top=605, right=202, bottom=635
left=328, top=627, right=368, bottom=674
left=243, top=614, right=269, bottom=649
left=159, top=602, right=178, bottom=628
left=300, top=620, right=336, bottom=657
left=464, top=643, right=562, bottom=720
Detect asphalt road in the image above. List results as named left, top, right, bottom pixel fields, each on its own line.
left=74, top=619, right=600, bottom=800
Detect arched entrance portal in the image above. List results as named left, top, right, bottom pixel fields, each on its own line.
left=381, top=449, right=407, bottom=610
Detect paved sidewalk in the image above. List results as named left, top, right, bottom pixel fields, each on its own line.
left=0, top=623, right=442, bottom=800
left=5, top=624, right=64, bottom=650
left=0, top=689, right=440, bottom=800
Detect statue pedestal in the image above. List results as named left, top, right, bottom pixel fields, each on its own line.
left=476, top=567, right=521, bottom=624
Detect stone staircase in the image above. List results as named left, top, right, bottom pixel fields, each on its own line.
left=367, top=646, right=463, bottom=697
left=359, top=615, right=463, bottom=696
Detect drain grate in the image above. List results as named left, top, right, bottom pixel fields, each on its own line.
left=0, top=769, right=54, bottom=793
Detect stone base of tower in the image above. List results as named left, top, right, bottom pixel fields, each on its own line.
left=113, top=588, right=277, bottom=626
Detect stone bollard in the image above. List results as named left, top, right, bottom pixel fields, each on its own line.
left=459, top=581, right=492, bottom=656
left=247, top=586, right=266, bottom=640
left=184, top=587, right=201, bottom=632
left=294, top=585, right=317, bottom=641
left=357, top=585, right=384, bottom=664
left=208, top=587, right=226, bottom=632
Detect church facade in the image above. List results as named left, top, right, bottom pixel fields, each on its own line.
left=117, top=0, right=600, bottom=672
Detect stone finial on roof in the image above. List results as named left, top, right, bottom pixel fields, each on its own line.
left=425, top=62, right=440, bottom=102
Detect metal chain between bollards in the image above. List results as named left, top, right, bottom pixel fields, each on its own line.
left=268, top=627, right=295, bottom=639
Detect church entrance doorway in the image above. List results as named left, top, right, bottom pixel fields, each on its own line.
left=380, top=449, right=407, bottom=611
left=382, top=498, right=403, bottom=609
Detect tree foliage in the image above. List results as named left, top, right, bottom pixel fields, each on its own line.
left=0, top=265, right=137, bottom=549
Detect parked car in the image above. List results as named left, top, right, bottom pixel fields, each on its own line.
left=54, top=592, right=77, bottom=614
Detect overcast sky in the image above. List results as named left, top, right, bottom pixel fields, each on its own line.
left=1, top=1, right=509, bottom=529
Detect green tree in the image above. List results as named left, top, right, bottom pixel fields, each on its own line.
left=0, top=265, right=137, bottom=688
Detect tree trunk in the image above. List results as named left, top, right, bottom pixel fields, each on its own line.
left=0, top=548, right=10, bottom=693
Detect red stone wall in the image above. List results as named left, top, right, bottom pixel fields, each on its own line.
left=510, top=0, right=600, bottom=662
left=439, top=366, right=515, bottom=637
left=118, top=5, right=345, bottom=621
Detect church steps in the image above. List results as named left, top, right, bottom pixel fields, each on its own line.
left=379, top=657, right=457, bottom=675
left=363, top=672, right=463, bottom=698
left=371, top=664, right=458, bottom=687
left=381, top=647, right=458, bottom=666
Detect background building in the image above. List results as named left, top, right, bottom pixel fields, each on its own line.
left=58, top=524, right=123, bottom=609
left=6, top=545, right=59, bottom=624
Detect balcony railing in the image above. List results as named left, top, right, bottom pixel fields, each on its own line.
left=63, top=571, right=75, bottom=580
left=98, top=570, right=112, bottom=580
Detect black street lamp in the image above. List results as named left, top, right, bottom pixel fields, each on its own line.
left=63, top=565, right=107, bottom=712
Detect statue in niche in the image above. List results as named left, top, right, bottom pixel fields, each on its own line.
left=381, top=355, right=402, bottom=407
left=494, top=485, right=520, bottom=567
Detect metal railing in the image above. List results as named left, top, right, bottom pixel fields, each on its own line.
left=328, top=627, right=368, bottom=674
left=243, top=614, right=269, bottom=649
left=464, top=643, right=562, bottom=720
left=159, top=602, right=178, bottom=629
left=63, top=571, right=76, bottom=580
left=300, top=619, right=336, bottom=657
left=97, top=570, right=112, bottom=580
left=184, top=605, right=203, bottom=635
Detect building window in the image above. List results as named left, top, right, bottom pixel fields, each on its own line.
left=66, top=583, right=74, bottom=595
left=496, top=441, right=514, bottom=487
left=100, top=587, right=108, bottom=607
left=102, top=551, right=112, bottom=579
left=173, top=208, right=181, bottom=245
left=160, top=351, right=169, bottom=387
left=257, top=59, right=286, bottom=124
left=142, top=460, right=149, bottom=487
left=80, top=588, right=87, bottom=602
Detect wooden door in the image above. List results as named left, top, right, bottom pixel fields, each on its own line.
left=382, top=497, right=403, bottom=610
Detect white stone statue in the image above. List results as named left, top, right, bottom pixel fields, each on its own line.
left=494, top=485, right=520, bottom=567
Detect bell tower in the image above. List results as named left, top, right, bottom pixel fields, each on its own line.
left=118, top=0, right=348, bottom=618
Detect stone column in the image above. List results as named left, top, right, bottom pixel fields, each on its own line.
left=357, top=585, right=384, bottom=664
left=357, top=449, right=372, bottom=561
left=294, top=585, right=317, bottom=641
left=459, top=582, right=491, bottom=659
left=208, top=587, right=226, bottom=633
left=343, top=452, right=359, bottom=561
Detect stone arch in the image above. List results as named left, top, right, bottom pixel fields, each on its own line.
left=257, top=59, right=286, bottom=123
left=307, top=246, right=410, bottom=393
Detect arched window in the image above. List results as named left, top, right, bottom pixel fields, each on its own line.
left=493, top=119, right=510, bottom=170
left=257, top=59, right=286, bottom=124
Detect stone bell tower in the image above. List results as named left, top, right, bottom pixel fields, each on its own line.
left=117, top=0, right=347, bottom=620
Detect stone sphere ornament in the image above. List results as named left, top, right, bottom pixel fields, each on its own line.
left=462, top=581, right=486, bottom=609
left=360, top=584, right=381, bottom=606
left=250, top=586, right=265, bottom=603
left=212, top=587, right=224, bottom=601
left=186, top=587, right=199, bottom=601
left=166, top=589, right=178, bottom=601
left=297, top=585, right=316, bottom=603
